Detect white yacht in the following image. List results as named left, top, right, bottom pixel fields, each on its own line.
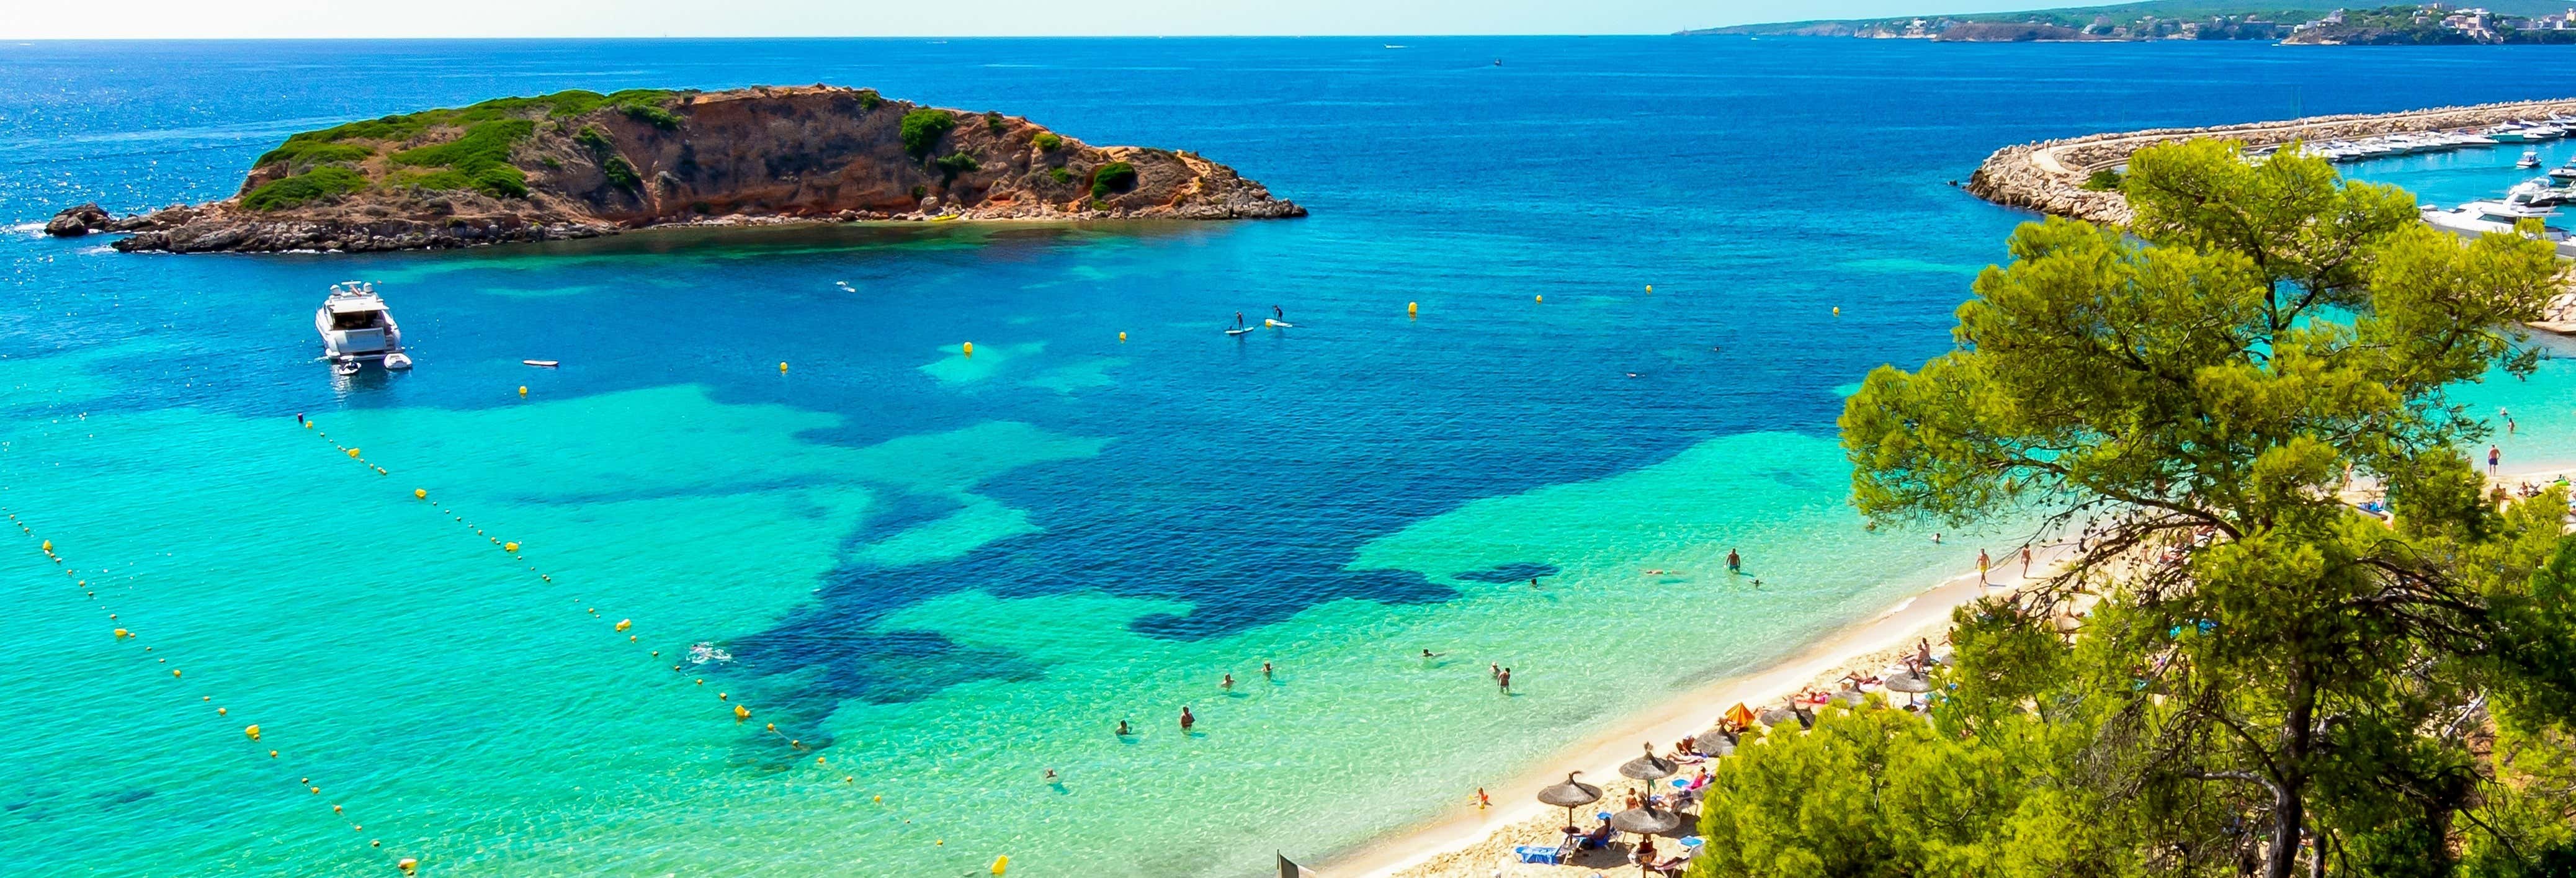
left=2520, top=149, right=2542, bottom=169
left=2548, top=161, right=2576, bottom=182
left=2420, top=181, right=2576, bottom=258
left=315, top=281, right=411, bottom=373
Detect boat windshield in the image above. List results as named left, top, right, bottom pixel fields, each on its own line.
left=329, top=309, right=384, bottom=330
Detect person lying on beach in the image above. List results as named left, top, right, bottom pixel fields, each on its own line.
left=1572, top=822, right=1616, bottom=849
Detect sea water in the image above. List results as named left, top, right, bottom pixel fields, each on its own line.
left=7, top=38, right=2576, bottom=877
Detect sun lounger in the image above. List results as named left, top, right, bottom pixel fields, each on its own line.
left=1514, top=844, right=1563, bottom=864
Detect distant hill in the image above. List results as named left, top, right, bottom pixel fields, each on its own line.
left=1681, top=0, right=2576, bottom=39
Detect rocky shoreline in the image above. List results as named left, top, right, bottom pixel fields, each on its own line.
left=1964, top=96, right=2576, bottom=224
left=43, top=85, right=1304, bottom=254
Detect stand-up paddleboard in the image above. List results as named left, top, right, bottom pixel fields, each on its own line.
left=1264, top=319, right=1295, bottom=328
left=522, top=359, right=560, bottom=368
left=1225, top=326, right=1254, bottom=336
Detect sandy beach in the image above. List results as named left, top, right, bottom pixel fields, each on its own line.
left=1317, top=549, right=2060, bottom=878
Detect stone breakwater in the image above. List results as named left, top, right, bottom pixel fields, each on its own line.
left=1964, top=96, right=2576, bottom=225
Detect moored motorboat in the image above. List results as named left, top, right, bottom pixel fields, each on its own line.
left=315, top=281, right=408, bottom=372
left=2420, top=181, right=2576, bottom=258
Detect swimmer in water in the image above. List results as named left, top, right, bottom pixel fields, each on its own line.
left=1116, top=720, right=1131, bottom=736
left=1490, top=662, right=1501, bottom=678
left=1263, top=660, right=1273, bottom=679
left=1422, top=649, right=1443, bottom=659
left=1044, top=768, right=1057, bottom=781
left=1222, top=673, right=1234, bottom=691
left=1179, top=706, right=1195, bottom=732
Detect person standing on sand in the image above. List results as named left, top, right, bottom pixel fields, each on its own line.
left=1727, top=549, right=1741, bottom=574
left=1179, top=706, right=1194, bottom=732
left=2022, top=545, right=2033, bottom=576
left=1978, top=549, right=1990, bottom=585
left=1474, top=787, right=1490, bottom=810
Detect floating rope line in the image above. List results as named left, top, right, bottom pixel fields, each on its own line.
left=5, top=504, right=423, bottom=876
left=300, top=420, right=822, bottom=758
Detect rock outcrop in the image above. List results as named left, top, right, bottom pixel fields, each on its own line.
left=58, top=85, right=1303, bottom=254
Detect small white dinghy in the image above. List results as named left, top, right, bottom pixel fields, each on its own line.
left=383, top=352, right=414, bottom=370
left=522, top=359, right=559, bottom=368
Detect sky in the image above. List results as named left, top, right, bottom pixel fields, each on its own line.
left=0, top=0, right=2071, bottom=38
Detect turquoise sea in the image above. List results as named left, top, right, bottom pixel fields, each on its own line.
left=8, top=37, right=2576, bottom=876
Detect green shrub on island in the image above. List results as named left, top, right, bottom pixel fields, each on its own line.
left=854, top=89, right=885, bottom=111
left=253, top=140, right=372, bottom=169
left=1089, top=161, right=1136, bottom=199
left=934, top=152, right=981, bottom=179
left=900, top=109, right=957, bottom=158
left=242, top=165, right=368, bottom=211
left=1033, top=132, right=1063, bottom=152
left=985, top=111, right=1007, bottom=135
left=389, top=119, right=534, bottom=198
left=2081, top=168, right=2122, bottom=191
left=621, top=103, right=681, bottom=130
left=1048, top=166, right=1073, bottom=184
left=601, top=156, right=641, bottom=190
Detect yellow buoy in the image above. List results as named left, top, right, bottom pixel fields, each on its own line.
left=1408, top=301, right=1418, bottom=317
left=1645, top=284, right=1653, bottom=293
left=1534, top=295, right=1542, bottom=303
left=171, top=669, right=182, bottom=678
left=779, top=361, right=789, bottom=372
left=269, top=750, right=278, bottom=758
left=517, top=385, right=528, bottom=396
left=346, top=448, right=360, bottom=459
left=113, top=628, right=128, bottom=638
left=217, top=707, right=227, bottom=715
left=962, top=341, right=974, bottom=357
left=1832, top=306, right=1841, bottom=316
left=414, top=489, right=427, bottom=499
left=38, top=540, right=50, bottom=552
left=398, top=857, right=418, bottom=874
left=874, top=794, right=883, bottom=803
left=816, top=756, right=827, bottom=765
left=733, top=704, right=751, bottom=720
left=303, top=421, right=313, bottom=429
left=614, top=619, right=631, bottom=632
left=1118, top=331, right=1127, bottom=343
left=503, top=542, right=519, bottom=552
left=244, top=724, right=260, bottom=740
left=993, top=855, right=1010, bottom=874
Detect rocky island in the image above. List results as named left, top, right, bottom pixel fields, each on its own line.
left=46, top=85, right=1304, bottom=253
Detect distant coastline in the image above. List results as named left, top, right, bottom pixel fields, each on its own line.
left=1685, top=0, right=2576, bottom=43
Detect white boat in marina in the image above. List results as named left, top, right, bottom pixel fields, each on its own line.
left=2520, top=149, right=2542, bottom=169
left=316, top=281, right=410, bottom=373
left=2420, top=181, right=2576, bottom=258
left=2549, top=161, right=2576, bottom=182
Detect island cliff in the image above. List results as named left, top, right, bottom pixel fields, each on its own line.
left=47, top=86, right=1304, bottom=253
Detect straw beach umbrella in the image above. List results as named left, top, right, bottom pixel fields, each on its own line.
left=1537, top=771, right=1603, bottom=832
left=1690, top=729, right=1735, bottom=757
left=1618, top=742, right=1678, bottom=797
left=1884, top=670, right=1933, bottom=707
left=1611, top=804, right=1684, bottom=835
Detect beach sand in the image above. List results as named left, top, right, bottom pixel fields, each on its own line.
left=1320, top=551, right=2056, bottom=878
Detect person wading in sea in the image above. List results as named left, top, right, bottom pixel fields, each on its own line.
left=1727, top=548, right=1742, bottom=575
left=1179, top=707, right=1195, bottom=732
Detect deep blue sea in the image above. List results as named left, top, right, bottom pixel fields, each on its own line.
left=8, top=37, right=2576, bottom=877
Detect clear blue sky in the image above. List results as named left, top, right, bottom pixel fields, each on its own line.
left=4, top=0, right=2067, bottom=38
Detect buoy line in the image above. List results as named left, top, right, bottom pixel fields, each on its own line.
left=299, top=420, right=833, bottom=763
left=3, top=504, right=425, bottom=876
